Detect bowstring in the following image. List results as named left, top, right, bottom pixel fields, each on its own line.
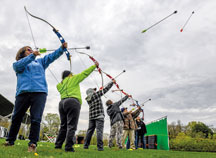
left=75, top=50, right=100, bottom=89
left=47, top=68, right=59, bottom=83
left=25, top=9, right=37, bottom=49
left=25, top=8, right=60, bottom=84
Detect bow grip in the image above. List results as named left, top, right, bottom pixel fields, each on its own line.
left=53, top=29, right=65, bottom=43
left=53, top=29, right=70, bottom=60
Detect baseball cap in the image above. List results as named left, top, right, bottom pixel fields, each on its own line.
left=121, top=107, right=127, bottom=112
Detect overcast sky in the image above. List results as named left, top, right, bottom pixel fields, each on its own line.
left=0, top=0, right=216, bottom=133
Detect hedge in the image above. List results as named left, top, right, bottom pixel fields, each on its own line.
left=170, top=135, right=216, bottom=152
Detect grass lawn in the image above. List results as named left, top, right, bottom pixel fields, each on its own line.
left=0, top=138, right=216, bottom=158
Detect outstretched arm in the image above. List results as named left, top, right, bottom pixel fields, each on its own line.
left=41, top=42, right=67, bottom=69
left=123, top=111, right=130, bottom=117
left=94, top=81, right=114, bottom=98
left=113, top=96, right=129, bottom=107
left=41, top=47, right=64, bottom=69
left=73, top=65, right=97, bottom=84
left=131, top=108, right=141, bottom=118
left=73, top=60, right=98, bottom=84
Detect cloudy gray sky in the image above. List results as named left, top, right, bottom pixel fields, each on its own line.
left=0, top=0, right=216, bottom=133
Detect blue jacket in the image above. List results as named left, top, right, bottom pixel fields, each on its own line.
left=13, top=47, right=64, bottom=96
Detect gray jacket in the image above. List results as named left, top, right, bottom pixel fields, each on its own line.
left=107, top=96, right=128, bottom=126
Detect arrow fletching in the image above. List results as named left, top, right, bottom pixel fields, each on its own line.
left=141, top=29, right=147, bottom=33
left=39, top=48, right=47, bottom=53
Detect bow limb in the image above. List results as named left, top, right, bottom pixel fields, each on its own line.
left=101, top=70, right=116, bottom=87
left=89, top=56, right=104, bottom=90
left=102, top=70, right=131, bottom=97
left=75, top=51, right=104, bottom=90
left=134, top=100, right=144, bottom=120
left=24, top=6, right=71, bottom=61
left=76, top=50, right=129, bottom=98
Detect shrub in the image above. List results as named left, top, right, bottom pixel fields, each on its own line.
left=170, top=133, right=216, bottom=152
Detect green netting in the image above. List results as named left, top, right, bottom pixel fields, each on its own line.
left=146, top=116, right=169, bottom=150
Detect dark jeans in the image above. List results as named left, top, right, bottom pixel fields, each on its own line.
left=84, top=119, right=104, bottom=150
left=126, top=131, right=146, bottom=149
left=135, top=131, right=146, bottom=149
left=126, top=138, right=131, bottom=149
left=6, top=92, right=47, bottom=146
left=55, top=98, right=81, bottom=151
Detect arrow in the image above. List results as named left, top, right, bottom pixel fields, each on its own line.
left=180, top=11, right=195, bottom=32
left=141, top=10, right=177, bottom=33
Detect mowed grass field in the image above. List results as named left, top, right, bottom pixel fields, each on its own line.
left=0, top=139, right=216, bottom=158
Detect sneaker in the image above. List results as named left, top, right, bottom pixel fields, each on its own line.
left=83, top=146, right=88, bottom=149
left=119, top=146, right=123, bottom=149
left=65, top=148, right=75, bottom=152
left=3, top=141, right=14, bottom=146
left=55, top=146, right=62, bottom=149
left=28, top=144, right=37, bottom=152
left=98, top=148, right=104, bottom=151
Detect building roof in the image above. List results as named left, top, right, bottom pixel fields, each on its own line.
left=0, top=94, right=30, bottom=124
left=0, top=94, right=14, bottom=117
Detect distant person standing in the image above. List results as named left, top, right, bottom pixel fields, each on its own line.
left=54, top=63, right=98, bottom=152
left=83, top=80, right=115, bottom=151
left=106, top=95, right=130, bottom=149
left=5, top=42, right=67, bottom=152
left=135, top=116, right=147, bottom=149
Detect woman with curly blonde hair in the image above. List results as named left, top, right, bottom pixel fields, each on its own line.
left=5, top=42, right=67, bottom=152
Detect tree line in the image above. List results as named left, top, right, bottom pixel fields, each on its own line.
left=168, top=120, right=215, bottom=139
left=1, top=113, right=215, bottom=150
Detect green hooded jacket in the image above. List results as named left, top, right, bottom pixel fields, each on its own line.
left=57, top=65, right=96, bottom=104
